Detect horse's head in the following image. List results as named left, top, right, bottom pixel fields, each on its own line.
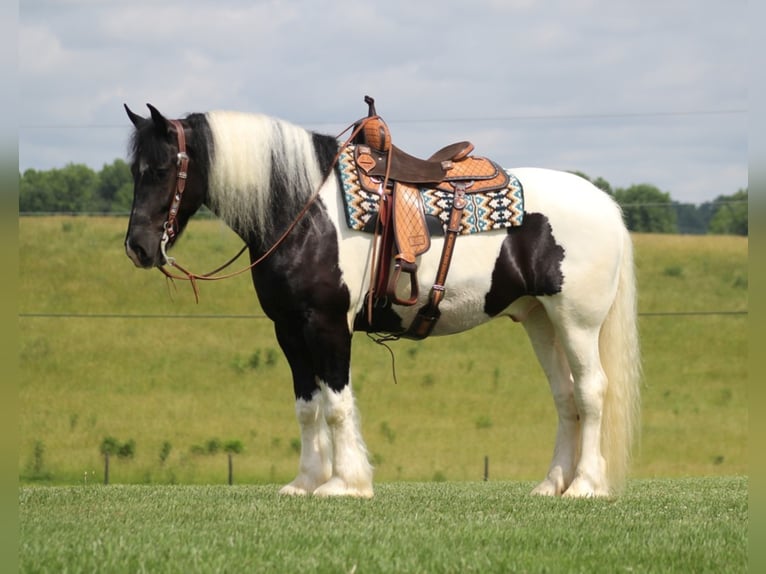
left=124, top=104, right=206, bottom=268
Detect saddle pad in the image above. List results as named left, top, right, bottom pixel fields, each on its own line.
left=339, top=145, right=524, bottom=235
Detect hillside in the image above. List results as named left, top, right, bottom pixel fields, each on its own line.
left=18, top=217, right=748, bottom=485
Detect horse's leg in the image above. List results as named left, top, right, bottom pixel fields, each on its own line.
left=556, top=323, right=610, bottom=497
left=313, top=381, right=374, bottom=498
left=274, top=323, right=332, bottom=496
left=522, top=304, right=579, bottom=496
left=301, top=312, right=374, bottom=498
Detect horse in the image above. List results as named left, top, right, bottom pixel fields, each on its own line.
left=123, top=102, right=641, bottom=498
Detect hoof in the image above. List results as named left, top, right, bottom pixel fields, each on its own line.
left=531, top=479, right=563, bottom=497
left=313, top=476, right=374, bottom=499
left=279, top=475, right=324, bottom=496
left=530, top=469, right=569, bottom=496
left=562, top=476, right=610, bottom=498
left=279, top=484, right=310, bottom=496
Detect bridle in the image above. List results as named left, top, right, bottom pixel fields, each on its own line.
left=155, top=115, right=383, bottom=302
left=159, top=119, right=189, bottom=266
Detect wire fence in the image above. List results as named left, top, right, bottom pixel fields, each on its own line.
left=19, top=310, right=747, bottom=320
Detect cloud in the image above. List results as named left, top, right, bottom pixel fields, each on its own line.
left=19, top=0, right=747, bottom=203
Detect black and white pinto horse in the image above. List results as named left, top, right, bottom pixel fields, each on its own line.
left=124, top=104, right=641, bottom=498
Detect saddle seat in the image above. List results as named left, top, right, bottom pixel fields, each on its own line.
left=355, top=141, right=475, bottom=184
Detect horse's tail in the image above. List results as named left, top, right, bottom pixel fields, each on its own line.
left=599, top=226, right=641, bottom=495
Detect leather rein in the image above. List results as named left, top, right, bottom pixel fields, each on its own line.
left=157, top=116, right=382, bottom=302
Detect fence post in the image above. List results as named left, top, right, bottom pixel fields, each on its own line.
left=228, top=453, right=233, bottom=485
left=484, top=455, right=489, bottom=481
left=104, top=452, right=110, bottom=485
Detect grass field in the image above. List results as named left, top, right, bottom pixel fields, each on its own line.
left=19, top=477, right=747, bottom=573
left=17, top=217, right=749, bottom=572
left=18, top=217, right=747, bottom=487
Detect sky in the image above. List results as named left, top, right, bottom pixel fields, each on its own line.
left=18, top=0, right=747, bottom=205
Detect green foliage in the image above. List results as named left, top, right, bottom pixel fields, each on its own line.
left=379, top=421, right=396, bottom=444
left=191, top=438, right=221, bottom=455
left=432, top=470, right=447, bottom=482
left=159, top=441, right=172, bottom=465
left=662, top=265, right=683, bottom=278
left=23, top=440, right=52, bottom=482
left=613, top=184, right=678, bottom=233
left=569, top=170, right=613, bottom=195
left=100, top=436, right=136, bottom=459
left=19, top=159, right=133, bottom=214
left=20, top=164, right=99, bottom=213
left=231, top=349, right=279, bottom=373
left=96, top=159, right=133, bottom=213
left=224, top=440, right=244, bottom=454
left=475, top=415, right=493, bottom=429
left=191, top=438, right=243, bottom=455
left=708, top=188, right=748, bottom=235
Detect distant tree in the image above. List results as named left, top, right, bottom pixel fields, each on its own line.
left=20, top=163, right=98, bottom=213
left=674, top=201, right=716, bottom=235
left=96, top=159, right=133, bottom=213
left=568, top=171, right=613, bottom=195
left=613, top=184, right=677, bottom=233
left=592, top=176, right=613, bottom=195
left=570, top=170, right=591, bottom=182
left=19, top=169, right=49, bottom=212
left=708, top=189, right=748, bottom=236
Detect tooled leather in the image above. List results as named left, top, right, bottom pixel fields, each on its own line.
left=393, top=183, right=430, bottom=262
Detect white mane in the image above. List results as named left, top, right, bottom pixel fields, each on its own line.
left=204, top=110, right=325, bottom=237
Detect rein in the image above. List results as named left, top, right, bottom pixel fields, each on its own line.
left=158, top=115, right=382, bottom=302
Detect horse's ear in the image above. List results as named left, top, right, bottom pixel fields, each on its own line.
left=146, top=104, right=171, bottom=136
left=124, top=104, right=145, bottom=128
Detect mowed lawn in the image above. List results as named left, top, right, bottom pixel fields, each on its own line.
left=19, top=478, right=748, bottom=573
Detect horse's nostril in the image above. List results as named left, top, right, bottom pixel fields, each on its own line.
left=126, top=239, right=150, bottom=268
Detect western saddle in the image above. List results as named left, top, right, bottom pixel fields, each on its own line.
left=353, top=96, right=510, bottom=339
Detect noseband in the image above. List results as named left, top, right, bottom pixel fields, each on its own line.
left=159, top=119, right=190, bottom=265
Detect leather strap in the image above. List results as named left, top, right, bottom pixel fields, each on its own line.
left=404, top=182, right=468, bottom=339
left=164, top=119, right=189, bottom=244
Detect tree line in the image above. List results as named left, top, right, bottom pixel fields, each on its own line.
left=19, top=161, right=748, bottom=235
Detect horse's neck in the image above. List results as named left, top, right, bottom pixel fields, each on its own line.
left=205, top=111, right=327, bottom=245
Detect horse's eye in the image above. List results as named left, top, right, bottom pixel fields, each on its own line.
left=142, top=167, right=169, bottom=182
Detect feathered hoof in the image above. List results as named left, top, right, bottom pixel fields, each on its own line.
left=313, top=476, right=374, bottom=499
left=562, top=476, right=610, bottom=498
left=531, top=469, right=569, bottom=496
left=279, top=485, right=311, bottom=496
left=279, top=477, right=319, bottom=496
left=530, top=479, right=564, bottom=497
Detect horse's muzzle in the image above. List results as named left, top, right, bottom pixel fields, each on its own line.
left=125, top=238, right=160, bottom=269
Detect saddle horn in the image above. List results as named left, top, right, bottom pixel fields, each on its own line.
left=361, top=96, right=390, bottom=152
left=364, top=95, right=377, bottom=117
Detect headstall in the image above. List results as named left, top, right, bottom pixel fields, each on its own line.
left=159, top=119, right=189, bottom=266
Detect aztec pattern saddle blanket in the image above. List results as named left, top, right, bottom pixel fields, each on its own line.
left=339, top=145, right=525, bottom=235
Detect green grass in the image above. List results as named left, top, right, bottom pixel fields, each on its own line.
left=18, top=218, right=748, bottom=485
left=19, top=477, right=747, bottom=573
